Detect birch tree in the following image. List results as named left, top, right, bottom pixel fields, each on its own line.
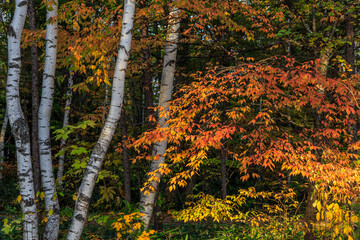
left=38, top=0, right=60, bottom=238
left=57, top=73, right=74, bottom=188
left=139, top=4, right=181, bottom=229
left=6, top=0, right=38, bottom=238
left=66, top=1, right=136, bottom=239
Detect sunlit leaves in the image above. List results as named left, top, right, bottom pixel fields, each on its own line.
left=111, top=212, right=156, bottom=239
left=133, top=54, right=360, bottom=239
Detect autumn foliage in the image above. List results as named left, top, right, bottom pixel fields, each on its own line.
left=1, top=0, right=360, bottom=239
left=133, top=56, right=360, bottom=238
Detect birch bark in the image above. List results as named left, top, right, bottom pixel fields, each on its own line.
left=57, top=73, right=73, bottom=188
left=66, top=1, right=135, bottom=239
left=139, top=4, right=181, bottom=229
left=6, top=0, right=39, bottom=238
left=38, top=0, right=60, bottom=238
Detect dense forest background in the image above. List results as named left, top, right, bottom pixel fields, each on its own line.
left=1, top=0, right=360, bottom=239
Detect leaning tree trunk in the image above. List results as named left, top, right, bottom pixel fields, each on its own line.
left=38, top=0, right=60, bottom=238
left=139, top=5, right=181, bottom=230
left=6, top=0, right=39, bottom=238
left=66, top=1, right=135, bottom=239
left=0, top=111, right=8, bottom=180
left=57, top=73, right=74, bottom=188
left=27, top=0, right=42, bottom=222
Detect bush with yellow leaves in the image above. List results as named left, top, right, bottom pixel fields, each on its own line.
left=111, top=212, right=156, bottom=239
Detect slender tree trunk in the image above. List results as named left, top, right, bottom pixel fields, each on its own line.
left=0, top=111, right=8, bottom=180
left=38, top=0, right=60, bottom=238
left=120, top=113, right=131, bottom=203
left=184, top=173, right=197, bottom=201
left=345, top=15, right=355, bottom=71
left=6, top=0, right=39, bottom=238
left=139, top=5, right=181, bottom=229
left=345, top=12, right=357, bottom=155
left=304, top=182, right=317, bottom=240
left=57, top=73, right=73, bottom=188
left=27, top=0, right=42, bottom=218
left=220, top=145, right=227, bottom=200
left=141, top=26, right=153, bottom=125
left=304, top=51, right=330, bottom=240
left=66, top=2, right=135, bottom=239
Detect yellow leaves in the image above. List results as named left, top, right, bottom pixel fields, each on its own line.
left=80, top=65, right=86, bottom=74
left=174, top=193, right=239, bottom=223
left=36, top=191, right=45, bottom=200
left=16, top=195, right=21, bottom=204
left=49, top=208, right=54, bottom=217
left=72, top=193, right=77, bottom=201
left=175, top=184, right=299, bottom=227
left=111, top=212, right=149, bottom=240
left=112, top=221, right=123, bottom=232
left=72, top=21, right=80, bottom=31
left=137, top=230, right=156, bottom=240
left=74, top=51, right=81, bottom=61
left=313, top=200, right=322, bottom=212
left=311, top=191, right=358, bottom=239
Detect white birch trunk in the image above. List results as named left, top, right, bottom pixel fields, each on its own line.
left=38, top=0, right=60, bottom=238
left=57, top=73, right=73, bottom=188
left=66, top=1, right=135, bottom=239
left=6, top=0, right=39, bottom=238
left=139, top=5, right=181, bottom=229
left=0, top=111, right=8, bottom=180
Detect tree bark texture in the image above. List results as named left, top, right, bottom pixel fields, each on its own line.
left=38, top=0, right=60, bottom=238
left=27, top=0, right=42, bottom=218
left=139, top=5, right=181, bottom=230
left=6, top=0, right=39, bottom=238
left=120, top=113, right=131, bottom=203
left=66, top=1, right=135, bottom=239
left=141, top=26, right=153, bottom=126
left=0, top=111, right=8, bottom=180
left=57, top=73, right=73, bottom=188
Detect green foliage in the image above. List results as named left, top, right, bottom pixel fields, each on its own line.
left=153, top=221, right=304, bottom=240
left=0, top=217, right=22, bottom=240
left=54, top=120, right=95, bottom=141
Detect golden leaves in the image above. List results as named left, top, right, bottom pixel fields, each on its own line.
left=111, top=212, right=154, bottom=239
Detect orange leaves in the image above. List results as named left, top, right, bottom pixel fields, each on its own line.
left=132, top=55, right=360, bottom=202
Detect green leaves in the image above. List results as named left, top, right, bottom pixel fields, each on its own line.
left=54, top=120, right=95, bottom=141
left=71, top=158, right=88, bottom=170
left=70, top=146, right=88, bottom=155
